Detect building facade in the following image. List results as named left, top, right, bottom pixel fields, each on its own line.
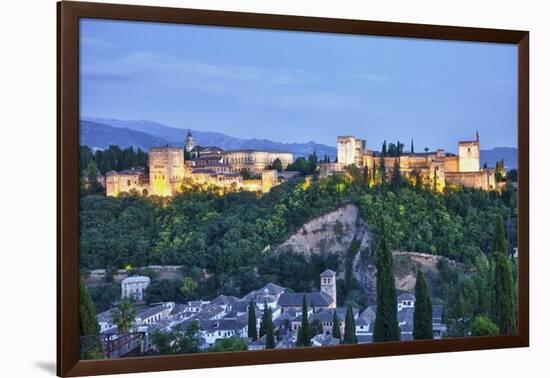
left=121, top=275, right=151, bottom=302
left=222, top=150, right=293, bottom=174
left=185, top=130, right=196, bottom=152
left=149, top=146, right=186, bottom=197
left=337, top=136, right=366, bottom=167
left=326, top=133, right=495, bottom=191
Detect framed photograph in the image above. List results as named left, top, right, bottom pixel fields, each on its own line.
left=57, top=1, right=529, bottom=376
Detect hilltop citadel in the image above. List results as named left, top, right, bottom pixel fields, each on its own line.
left=104, top=131, right=495, bottom=197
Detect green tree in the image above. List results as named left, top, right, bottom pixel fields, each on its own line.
left=391, top=159, right=402, bottom=192
left=111, top=298, right=136, bottom=333
left=373, top=218, right=400, bottom=342
left=493, top=216, right=508, bottom=256
left=306, top=152, right=319, bottom=175
left=507, top=169, right=518, bottom=182
left=471, top=315, right=499, bottom=336
left=79, top=279, right=100, bottom=336
left=263, top=304, right=275, bottom=349
left=379, top=157, right=387, bottom=187
left=493, top=251, right=517, bottom=335
left=296, top=295, right=311, bottom=347
left=413, top=271, right=433, bottom=340
left=342, top=306, right=357, bottom=344
left=495, top=159, right=506, bottom=182
left=84, top=160, right=104, bottom=195
left=175, top=321, right=202, bottom=353
left=491, top=216, right=516, bottom=334
left=208, top=337, right=248, bottom=352
left=269, top=158, right=283, bottom=172
left=410, top=139, right=414, bottom=154
left=332, top=310, right=341, bottom=340
left=179, top=277, right=198, bottom=301
left=362, top=165, right=370, bottom=188
left=248, top=300, right=258, bottom=340
left=151, top=330, right=176, bottom=354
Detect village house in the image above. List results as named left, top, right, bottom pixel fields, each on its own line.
left=120, top=275, right=150, bottom=302
left=135, top=303, right=174, bottom=326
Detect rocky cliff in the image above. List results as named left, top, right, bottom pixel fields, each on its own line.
left=274, top=204, right=458, bottom=303
left=275, top=203, right=372, bottom=256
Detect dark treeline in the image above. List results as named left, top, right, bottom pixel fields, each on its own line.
left=80, top=145, right=149, bottom=176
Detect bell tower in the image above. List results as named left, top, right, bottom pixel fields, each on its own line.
left=320, top=269, right=337, bottom=308
left=185, top=130, right=195, bottom=152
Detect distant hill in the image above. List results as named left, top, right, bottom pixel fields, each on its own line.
left=480, top=147, right=518, bottom=170
left=82, top=117, right=337, bottom=159
left=80, top=120, right=169, bottom=151
left=81, top=117, right=517, bottom=168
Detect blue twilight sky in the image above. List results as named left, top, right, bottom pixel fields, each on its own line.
left=80, top=18, right=517, bottom=152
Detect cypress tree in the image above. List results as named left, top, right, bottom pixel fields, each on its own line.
left=379, top=157, right=387, bottom=187
left=391, top=159, right=402, bottom=192
left=363, top=165, right=370, bottom=187
left=492, top=216, right=517, bottom=334
left=79, top=278, right=100, bottom=336
left=382, top=140, right=387, bottom=157
left=264, top=305, right=275, bottom=349
left=79, top=279, right=104, bottom=359
left=248, top=300, right=257, bottom=340
left=332, top=310, right=341, bottom=340
left=343, top=306, right=357, bottom=344
left=297, top=295, right=311, bottom=347
left=413, top=271, right=433, bottom=340
left=493, top=251, right=517, bottom=335
left=373, top=218, right=400, bottom=342
left=411, top=139, right=414, bottom=154
left=493, top=216, right=508, bottom=256
left=259, top=301, right=267, bottom=338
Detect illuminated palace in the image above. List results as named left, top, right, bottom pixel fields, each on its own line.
left=106, top=131, right=293, bottom=197
left=320, top=133, right=496, bottom=191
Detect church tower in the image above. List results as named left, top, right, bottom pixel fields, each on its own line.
left=185, top=130, right=195, bottom=152
left=320, top=269, right=337, bottom=308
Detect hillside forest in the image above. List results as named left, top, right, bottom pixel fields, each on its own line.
left=79, top=146, right=519, bottom=337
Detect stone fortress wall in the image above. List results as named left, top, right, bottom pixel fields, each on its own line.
left=323, top=133, right=496, bottom=191
left=105, top=132, right=291, bottom=197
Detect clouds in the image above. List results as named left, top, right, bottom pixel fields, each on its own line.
left=79, top=19, right=517, bottom=149
left=80, top=47, right=383, bottom=112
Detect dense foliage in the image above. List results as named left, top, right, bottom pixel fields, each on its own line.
left=111, top=298, right=136, bottom=333
left=88, top=283, right=120, bottom=313
left=80, top=145, right=149, bottom=176
left=80, top=158, right=518, bottom=339
left=79, top=279, right=100, bottom=337
left=471, top=316, right=499, bottom=336
left=151, top=321, right=202, bottom=354
left=207, top=337, right=248, bottom=352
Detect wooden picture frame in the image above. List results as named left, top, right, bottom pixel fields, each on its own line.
left=57, top=1, right=529, bottom=376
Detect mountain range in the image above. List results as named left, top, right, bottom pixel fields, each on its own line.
left=80, top=117, right=517, bottom=169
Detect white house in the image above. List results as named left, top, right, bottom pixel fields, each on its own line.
left=135, top=304, right=173, bottom=326
left=200, top=319, right=248, bottom=345
left=121, top=275, right=150, bottom=302
left=397, top=293, right=416, bottom=311
left=96, top=310, right=117, bottom=334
